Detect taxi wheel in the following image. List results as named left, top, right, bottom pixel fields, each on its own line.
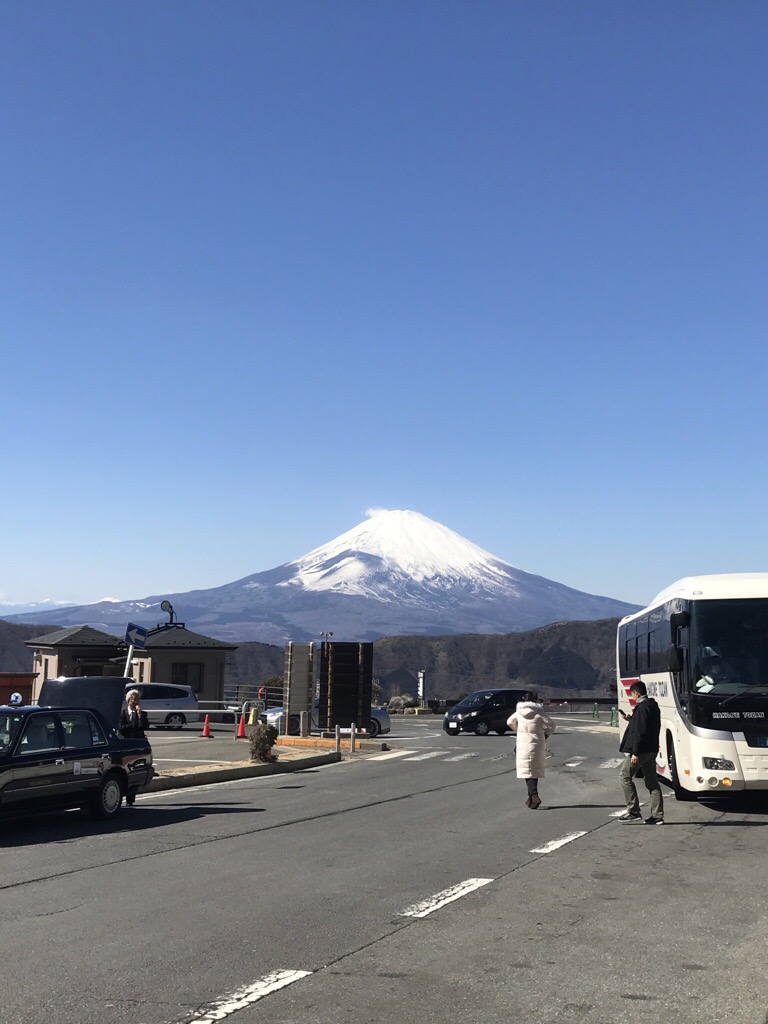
left=474, top=719, right=491, bottom=736
left=90, top=774, right=124, bottom=820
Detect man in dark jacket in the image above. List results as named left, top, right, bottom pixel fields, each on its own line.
left=617, top=680, right=664, bottom=824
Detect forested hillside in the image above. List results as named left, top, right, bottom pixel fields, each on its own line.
left=1, top=617, right=619, bottom=699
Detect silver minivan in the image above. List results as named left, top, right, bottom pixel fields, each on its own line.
left=125, top=683, right=199, bottom=730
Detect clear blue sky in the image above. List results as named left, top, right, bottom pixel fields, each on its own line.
left=2, top=1, right=767, bottom=609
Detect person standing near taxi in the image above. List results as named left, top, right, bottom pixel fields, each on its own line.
left=120, top=689, right=149, bottom=739
left=617, top=680, right=664, bottom=824
left=507, top=693, right=555, bottom=809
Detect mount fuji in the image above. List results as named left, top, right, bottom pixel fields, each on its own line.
left=5, top=510, right=639, bottom=642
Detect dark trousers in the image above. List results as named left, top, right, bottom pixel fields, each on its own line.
left=525, top=778, right=539, bottom=796
left=620, top=752, right=664, bottom=818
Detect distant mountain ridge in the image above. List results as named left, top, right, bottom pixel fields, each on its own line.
left=0, top=617, right=619, bottom=699
left=4, top=510, right=639, bottom=642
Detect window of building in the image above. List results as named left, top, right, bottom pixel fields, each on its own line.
left=171, top=663, right=204, bottom=692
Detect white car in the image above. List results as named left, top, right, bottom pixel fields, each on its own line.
left=260, top=702, right=391, bottom=738
left=124, top=683, right=199, bottom=730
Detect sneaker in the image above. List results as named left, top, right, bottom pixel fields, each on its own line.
left=529, top=794, right=541, bottom=810
left=644, top=816, right=665, bottom=825
left=617, top=812, right=642, bottom=821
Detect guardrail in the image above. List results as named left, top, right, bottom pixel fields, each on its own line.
left=196, top=701, right=241, bottom=740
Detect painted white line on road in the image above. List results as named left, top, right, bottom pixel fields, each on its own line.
left=599, top=758, right=624, bottom=769
left=402, top=751, right=446, bottom=761
left=399, top=878, right=494, bottom=918
left=442, top=753, right=477, bottom=762
left=480, top=754, right=509, bottom=762
left=609, top=803, right=646, bottom=818
left=565, top=756, right=586, bottom=767
left=181, top=969, right=311, bottom=1023
left=154, top=758, right=239, bottom=764
left=530, top=831, right=588, bottom=854
left=366, top=750, right=418, bottom=761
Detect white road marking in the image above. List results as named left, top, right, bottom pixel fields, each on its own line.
left=480, top=754, right=509, bottom=762
left=610, top=803, right=646, bottom=818
left=402, top=751, right=446, bottom=761
left=180, top=969, right=311, bottom=1022
left=565, top=756, right=586, bottom=767
left=530, top=832, right=588, bottom=854
left=366, top=749, right=418, bottom=761
left=599, top=758, right=624, bottom=769
left=399, top=878, right=494, bottom=918
left=154, top=758, right=239, bottom=764
left=442, top=752, right=478, bottom=762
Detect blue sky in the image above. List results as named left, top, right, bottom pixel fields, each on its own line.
left=2, top=1, right=767, bottom=609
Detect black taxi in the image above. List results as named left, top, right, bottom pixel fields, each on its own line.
left=0, top=676, right=154, bottom=822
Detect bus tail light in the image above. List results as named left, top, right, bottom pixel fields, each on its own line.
left=722, top=778, right=733, bottom=787
left=703, top=758, right=735, bottom=771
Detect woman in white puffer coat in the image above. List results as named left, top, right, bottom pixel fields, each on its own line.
left=507, top=693, right=555, bottom=809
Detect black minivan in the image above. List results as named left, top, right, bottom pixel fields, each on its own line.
left=442, top=688, right=537, bottom=736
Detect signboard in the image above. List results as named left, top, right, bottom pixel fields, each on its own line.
left=125, top=622, right=149, bottom=650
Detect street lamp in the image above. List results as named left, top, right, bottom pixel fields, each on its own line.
left=320, top=631, right=333, bottom=645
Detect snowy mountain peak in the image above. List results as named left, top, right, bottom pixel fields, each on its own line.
left=281, top=509, right=518, bottom=598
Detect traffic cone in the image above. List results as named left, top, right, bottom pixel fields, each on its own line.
left=201, top=714, right=212, bottom=738
left=236, top=713, right=247, bottom=739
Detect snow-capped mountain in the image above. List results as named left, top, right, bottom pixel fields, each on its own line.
left=277, top=510, right=518, bottom=600
left=0, top=598, right=78, bottom=617
left=4, top=510, right=639, bottom=642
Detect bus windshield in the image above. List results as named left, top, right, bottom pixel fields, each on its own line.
left=691, top=599, right=768, bottom=697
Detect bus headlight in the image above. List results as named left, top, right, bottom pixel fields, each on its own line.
left=703, top=757, right=735, bottom=771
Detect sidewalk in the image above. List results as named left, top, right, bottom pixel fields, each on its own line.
left=147, top=743, right=343, bottom=792
left=145, top=733, right=388, bottom=793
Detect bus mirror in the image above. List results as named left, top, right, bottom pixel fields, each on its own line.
left=670, top=611, right=690, bottom=635
left=669, top=647, right=683, bottom=672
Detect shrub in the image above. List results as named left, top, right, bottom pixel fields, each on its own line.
left=388, top=694, right=418, bottom=711
left=249, top=722, right=278, bottom=763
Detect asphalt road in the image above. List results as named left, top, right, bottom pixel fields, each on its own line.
left=2, top=713, right=768, bottom=1024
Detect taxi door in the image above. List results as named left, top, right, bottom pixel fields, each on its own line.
left=3, top=712, right=68, bottom=807
left=58, top=711, right=110, bottom=800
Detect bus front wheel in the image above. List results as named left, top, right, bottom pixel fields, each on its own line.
left=667, top=736, right=696, bottom=802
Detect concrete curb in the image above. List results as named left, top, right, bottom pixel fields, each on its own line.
left=147, top=750, right=342, bottom=792
left=276, top=736, right=387, bottom=752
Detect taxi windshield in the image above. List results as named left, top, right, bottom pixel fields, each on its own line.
left=0, top=712, right=24, bottom=754
left=691, top=599, right=768, bottom=697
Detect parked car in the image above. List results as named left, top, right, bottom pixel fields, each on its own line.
left=124, top=683, right=199, bottom=730
left=0, top=676, right=154, bottom=823
left=443, top=688, right=537, bottom=736
left=260, top=701, right=391, bottom=738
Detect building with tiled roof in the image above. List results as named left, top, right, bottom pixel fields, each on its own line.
left=26, top=620, right=237, bottom=702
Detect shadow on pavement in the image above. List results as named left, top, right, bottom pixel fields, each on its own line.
left=0, top=804, right=265, bottom=847
left=540, top=804, right=621, bottom=810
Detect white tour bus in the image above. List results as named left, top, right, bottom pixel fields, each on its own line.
left=617, top=574, right=768, bottom=800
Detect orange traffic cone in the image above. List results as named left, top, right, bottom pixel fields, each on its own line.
left=201, top=714, right=212, bottom=738
left=236, top=713, right=246, bottom=739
